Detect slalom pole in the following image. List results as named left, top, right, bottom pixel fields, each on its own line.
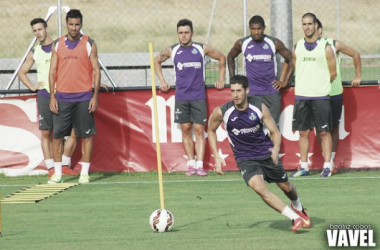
left=148, top=42, right=165, bottom=210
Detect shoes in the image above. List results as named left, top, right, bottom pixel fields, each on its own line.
left=320, top=168, right=332, bottom=177
left=62, top=166, right=78, bottom=176
left=292, top=217, right=305, bottom=233
left=79, top=174, right=90, bottom=184
left=47, top=174, right=63, bottom=184
left=290, top=168, right=309, bottom=177
left=186, top=167, right=197, bottom=176
left=331, top=162, right=338, bottom=173
left=196, top=168, right=207, bottom=177
left=291, top=204, right=311, bottom=228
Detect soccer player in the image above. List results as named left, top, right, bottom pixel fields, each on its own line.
left=227, top=15, right=293, bottom=125
left=154, top=19, right=226, bottom=176
left=18, top=18, right=77, bottom=177
left=290, top=13, right=337, bottom=178
left=316, top=19, right=361, bottom=171
left=48, top=9, right=101, bottom=184
left=208, top=75, right=310, bottom=233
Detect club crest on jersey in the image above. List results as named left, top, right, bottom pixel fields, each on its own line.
left=263, top=44, right=269, bottom=50
left=191, top=48, right=198, bottom=54
left=249, top=113, right=257, bottom=121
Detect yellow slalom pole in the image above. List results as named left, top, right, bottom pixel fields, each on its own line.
left=148, top=42, right=165, bottom=210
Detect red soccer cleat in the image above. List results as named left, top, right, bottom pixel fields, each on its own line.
left=292, top=217, right=305, bottom=233
left=291, top=203, right=311, bottom=228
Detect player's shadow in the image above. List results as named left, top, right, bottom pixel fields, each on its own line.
left=174, top=212, right=235, bottom=231
left=89, top=173, right=119, bottom=182
left=56, top=175, right=80, bottom=183
left=249, top=216, right=325, bottom=233
left=58, top=173, right=119, bottom=183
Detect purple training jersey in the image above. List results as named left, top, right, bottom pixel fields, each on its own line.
left=171, top=42, right=205, bottom=101
left=220, top=97, right=274, bottom=163
left=242, top=35, right=277, bottom=95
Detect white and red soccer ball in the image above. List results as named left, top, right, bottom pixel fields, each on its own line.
left=149, top=209, right=174, bottom=233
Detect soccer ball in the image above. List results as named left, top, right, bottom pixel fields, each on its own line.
left=149, top=209, right=175, bottom=233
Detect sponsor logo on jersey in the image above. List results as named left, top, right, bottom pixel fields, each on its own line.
left=231, top=124, right=260, bottom=135
left=176, top=61, right=201, bottom=70
left=246, top=54, right=272, bottom=62
left=303, top=57, right=316, bottom=62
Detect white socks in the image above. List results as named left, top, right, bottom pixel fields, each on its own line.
left=188, top=159, right=196, bottom=168
left=45, top=159, right=54, bottom=170
left=81, top=162, right=90, bottom=175
left=300, top=162, right=309, bottom=171
left=54, top=162, right=62, bottom=176
left=323, top=162, right=332, bottom=169
left=62, top=154, right=71, bottom=166
left=195, top=160, right=203, bottom=170
left=281, top=206, right=299, bottom=221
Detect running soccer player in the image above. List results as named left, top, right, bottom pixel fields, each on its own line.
left=208, top=75, right=310, bottom=233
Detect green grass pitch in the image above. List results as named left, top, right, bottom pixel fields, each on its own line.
left=0, top=171, right=379, bottom=250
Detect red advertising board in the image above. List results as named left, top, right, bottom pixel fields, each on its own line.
left=1, top=86, right=379, bottom=176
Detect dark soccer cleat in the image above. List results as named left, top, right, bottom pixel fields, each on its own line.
left=320, top=168, right=332, bottom=177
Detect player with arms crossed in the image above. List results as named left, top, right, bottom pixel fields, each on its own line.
left=154, top=19, right=226, bottom=176
left=208, top=75, right=310, bottom=233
